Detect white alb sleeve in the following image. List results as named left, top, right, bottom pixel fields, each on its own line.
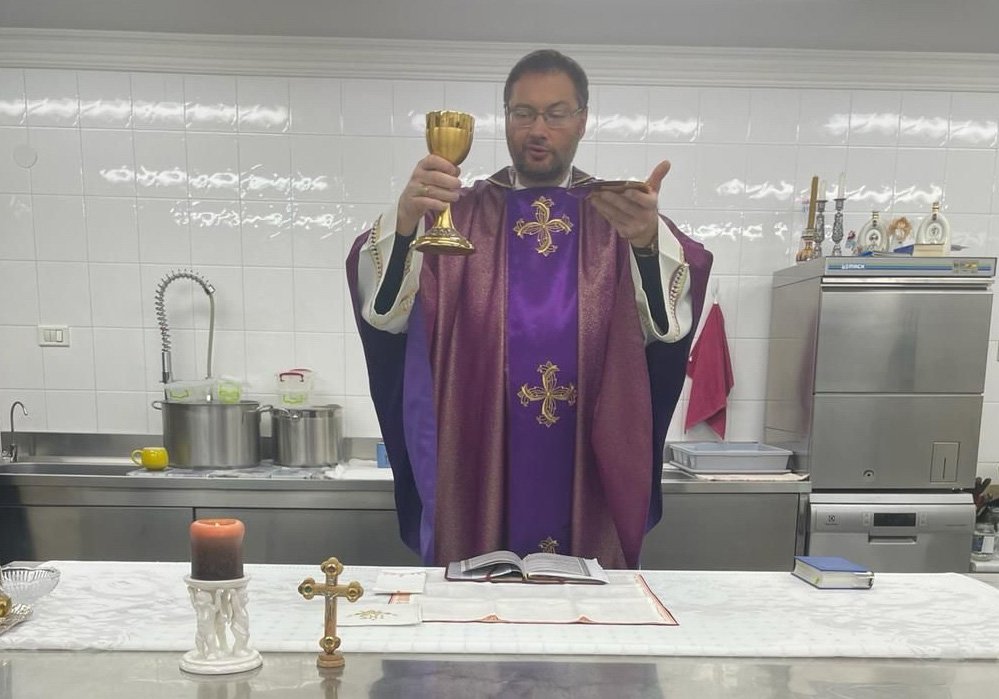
left=356, top=207, right=425, bottom=334
left=628, top=217, right=694, bottom=345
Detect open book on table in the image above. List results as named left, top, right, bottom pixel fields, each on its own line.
left=445, top=550, right=610, bottom=584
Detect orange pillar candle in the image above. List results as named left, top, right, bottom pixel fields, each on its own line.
left=190, top=518, right=245, bottom=580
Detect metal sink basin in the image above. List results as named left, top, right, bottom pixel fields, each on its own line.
left=0, top=459, right=136, bottom=477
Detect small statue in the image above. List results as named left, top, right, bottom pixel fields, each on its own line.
left=887, top=216, right=913, bottom=251
left=856, top=212, right=888, bottom=255
left=845, top=230, right=857, bottom=254
left=226, top=586, right=252, bottom=657
left=190, top=588, right=221, bottom=659
left=913, top=202, right=951, bottom=256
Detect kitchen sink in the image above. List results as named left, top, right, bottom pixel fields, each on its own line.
left=0, top=459, right=136, bottom=476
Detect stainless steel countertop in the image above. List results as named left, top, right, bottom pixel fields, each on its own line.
left=1, top=644, right=996, bottom=698
left=1, top=432, right=811, bottom=495
left=0, top=460, right=810, bottom=495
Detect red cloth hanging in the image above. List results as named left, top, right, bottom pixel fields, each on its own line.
left=684, top=303, right=734, bottom=438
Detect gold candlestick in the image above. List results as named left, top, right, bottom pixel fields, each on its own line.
left=797, top=176, right=820, bottom=263
left=412, top=110, right=476, bottom=255
left=805, top=175, right=819, bottom=230
left=298, top=558, right=364, bottom=669
left=796, top=228, right=819, bottom=262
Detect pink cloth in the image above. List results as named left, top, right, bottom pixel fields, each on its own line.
left=684, top=303, right=734, bottom=438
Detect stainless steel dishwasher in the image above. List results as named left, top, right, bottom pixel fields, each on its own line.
left=765, top=256, right=994, bottom=572
left=808, top=492, right=974, bottom=573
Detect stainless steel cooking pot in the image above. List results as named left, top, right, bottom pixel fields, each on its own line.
left=270, top=404, right=342, bottom=467
left=152, top=400, right=266, bottom=468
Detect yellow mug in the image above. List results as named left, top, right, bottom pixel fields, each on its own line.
left=131, top=447, right=169, bottom=470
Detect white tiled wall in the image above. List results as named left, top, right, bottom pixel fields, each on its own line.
left=1, top=62, right=998, bottom=478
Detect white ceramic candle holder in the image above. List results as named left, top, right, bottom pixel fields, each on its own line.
left=181, top=575, right=262, bottom=675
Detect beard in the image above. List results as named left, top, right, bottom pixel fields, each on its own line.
left=509, top=137, right=575, bottom=187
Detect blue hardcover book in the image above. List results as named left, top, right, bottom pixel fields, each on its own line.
left=792, top=556, right=874, bottom=589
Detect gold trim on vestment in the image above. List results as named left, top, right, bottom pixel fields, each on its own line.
left=368, top=215, right=384, bottom=281
left=663, top=244, right=689, bottom=343
left=366, top=214, right=418, bottom=323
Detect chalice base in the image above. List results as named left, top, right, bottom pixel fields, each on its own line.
left=412, top=227, right=475, bottom=256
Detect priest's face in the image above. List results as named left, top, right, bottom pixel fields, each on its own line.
left=505, top=71, right=587, bottom=187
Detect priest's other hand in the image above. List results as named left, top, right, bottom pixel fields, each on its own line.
left=589, top=159, right=671, bottom=250
left=397, top=155, right=462, bottom=238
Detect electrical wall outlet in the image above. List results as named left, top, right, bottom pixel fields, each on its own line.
left=38, top=325, right=70, bottom=347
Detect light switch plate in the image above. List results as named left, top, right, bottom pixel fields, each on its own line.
left=37, top=325, right=70, bottom=347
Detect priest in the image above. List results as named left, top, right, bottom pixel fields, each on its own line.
left=346, top=49, right=712, bottom=568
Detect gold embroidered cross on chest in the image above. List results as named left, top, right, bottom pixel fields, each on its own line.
left=517, top=360, right=577, bottom=427
left=539, top=536, right=560, bottom=554
left=513, top=196, right=573, bottom=257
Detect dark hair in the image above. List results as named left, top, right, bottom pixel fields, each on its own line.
left=503, top=49, right=589, bottom=110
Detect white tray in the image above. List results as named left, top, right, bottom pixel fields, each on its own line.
left=667, top=441, right=791, bottom=472
left=669, top=460, right=791, bottom=477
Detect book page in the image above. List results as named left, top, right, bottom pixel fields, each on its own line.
left=460, top=550, right=524, bottom=575
left=522, top=553, right=591, bottom=577
left=419, top=573, right=676, bottom=624
left=419, top=597, right=496, bottom=622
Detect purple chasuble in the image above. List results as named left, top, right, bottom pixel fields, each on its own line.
left=505, top=188, right=579, bottom=556
left=346, top=167, right=713, bottom=568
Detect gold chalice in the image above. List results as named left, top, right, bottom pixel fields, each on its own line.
left=412, top=110, right=476, bottom=255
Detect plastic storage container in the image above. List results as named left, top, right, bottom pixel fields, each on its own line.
left=972, top=522, right=996, bottom=561
left=164, top=380, right=213, bottom=403
left=276, top=369, right=314, bottom=407
left=667, top=442, right=792, bottom=473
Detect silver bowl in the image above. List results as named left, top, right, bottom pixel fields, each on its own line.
left=0, top=566, right=60, bottom=605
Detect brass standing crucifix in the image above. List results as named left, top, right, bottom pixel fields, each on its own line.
left=298, top=557, right=364, bottom=668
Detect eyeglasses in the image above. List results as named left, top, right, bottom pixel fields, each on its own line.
left=505, top=105, right=585, bottom=129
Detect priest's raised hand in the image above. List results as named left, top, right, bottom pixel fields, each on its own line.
left=396, top=155, right=462, bottom=237
left=587, top=159, right=672, bottom=250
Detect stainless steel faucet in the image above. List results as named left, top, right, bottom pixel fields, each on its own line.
left=154, top=269, right=216, bottom=386
left=2, top=401, right=28, bottom=463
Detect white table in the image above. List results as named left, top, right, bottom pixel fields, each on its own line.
left=4, top=561, right=999, bottom=659
left=5, top=562, right=999, bottom=698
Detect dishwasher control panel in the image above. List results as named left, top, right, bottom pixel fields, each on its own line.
left=807, top=494, right=976, bottom=572
left=811, top=502, right=969, bottom=533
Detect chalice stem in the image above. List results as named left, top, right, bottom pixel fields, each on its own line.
left=431, top=205, right=456, bottom=236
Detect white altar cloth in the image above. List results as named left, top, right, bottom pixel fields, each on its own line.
left=3, top=561, right=999, bottom=659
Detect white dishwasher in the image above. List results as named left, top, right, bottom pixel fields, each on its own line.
left=808, top=492, right=975, bottom=573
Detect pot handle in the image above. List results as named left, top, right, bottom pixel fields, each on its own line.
left=254, top=404, right=274, bottom=414
left=152, top=400, right=164, bottom=411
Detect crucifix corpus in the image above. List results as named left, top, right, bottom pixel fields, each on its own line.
left=298, top=557, right=365, bottom=668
